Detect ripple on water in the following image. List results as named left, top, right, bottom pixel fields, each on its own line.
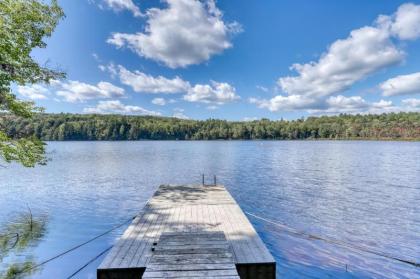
left=1, top=141, right=419, bottom=278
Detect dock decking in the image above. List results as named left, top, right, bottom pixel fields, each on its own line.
left=143, top=231, right=239, bottom=278
left=97, top=184, right=276, bottom=279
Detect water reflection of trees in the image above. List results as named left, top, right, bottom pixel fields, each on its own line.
left=0, top=209, right=47, bottom=279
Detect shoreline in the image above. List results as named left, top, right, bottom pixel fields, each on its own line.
left=41, top=138, right=420, bottom=142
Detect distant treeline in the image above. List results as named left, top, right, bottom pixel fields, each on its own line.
left=1, top=112, right=419, bottom=140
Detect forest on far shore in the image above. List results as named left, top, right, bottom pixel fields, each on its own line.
left=1, top=112, right=419, bottom=141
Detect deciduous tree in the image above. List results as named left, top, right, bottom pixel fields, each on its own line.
left=0, top=0, right=65, bottom=166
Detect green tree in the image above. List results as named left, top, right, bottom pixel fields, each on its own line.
left=1, top=112, right=419, bottom=141
left=0, top=0, right=65, bottom=167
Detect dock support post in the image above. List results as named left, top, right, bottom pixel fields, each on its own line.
left=202, top=174, right=205, bottom=185
left=214, top=175, right=217, bottom=186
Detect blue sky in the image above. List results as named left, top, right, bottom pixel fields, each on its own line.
left=18, top=0, right=420, bottom=120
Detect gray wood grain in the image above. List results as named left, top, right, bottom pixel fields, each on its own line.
left=97, top=184, right=276, bottom=279
left=143, top=231, right=239, bottom=278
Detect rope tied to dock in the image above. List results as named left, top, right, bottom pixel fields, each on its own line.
left=245, top=211, right=420, bottom=268
left=66, top=245, right=114, bottom=279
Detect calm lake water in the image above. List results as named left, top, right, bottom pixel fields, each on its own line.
left=1, top=141, right=419, bottom=278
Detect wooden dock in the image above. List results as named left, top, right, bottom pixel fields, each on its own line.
left=97, top=184, right=276, bottom=278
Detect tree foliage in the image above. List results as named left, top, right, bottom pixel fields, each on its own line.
left=0, top=0, right=65, bottom=167
left=2, top=112, right=419, bottom=141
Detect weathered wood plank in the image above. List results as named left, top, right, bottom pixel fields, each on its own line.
left=156, top=240, right=229, bottom=246
left=149, top=254, right=234, bottom=265
left=145, top=263, right=236, bottom=271
left=97, top=185, right=276, bottom=279
left=153, top=243, right=230, bottom=250
left=113, top=209, right=159, bottom=267
left=98, top=210, right=145, bottom=269
left=142, top=269, right=239, bottom=278
left=132, top=207, right=169, bottom=267
left=122, top=209, right=162, bottom=267
left=143, top=231, right=239, bottom=278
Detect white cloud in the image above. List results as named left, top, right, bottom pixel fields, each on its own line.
left=172, top=108, right=189, bottom=119
left=99, top=63, right=119, bottom=78
left=17, top=84, right=49, bottom=100
left=319, top=95, right=369, bottom=114
left=107, top=0, right=241, bottom=68
left=380, top=72, right=420, bottom=96
left=277, top=3, right=420, bottom=100
left=317, top=97, right=410, bottom=115
left=249, top=95, right=320, bottom=112
left=367, top=99, right=401, bottom=114
left=55, top=80, right=125, bottom=103
left=372, top=99, right=393, bottom=108
left=402, top=98, right=420, bottom=108
left=251, top=94, right=407, bottom=115
left=152, top=97, right=166, bottom=106
left=251, top=3, right=420, bottom=115
left=184, top=81, right=239, bottom=104
left=84, top=100, right=161, bottom=115
left=379, top=3, right=420, bottom=40
left=309, top=96, right=399, bottom=115
left=256, top=85, right=269, bottom=92
left=117, top=65, right=190, bottom=93
left=326, top=95, right=368, bottom=110
left=278, top=26, right=403, bottom=98
left=102, top=64, right=239, bottom=105
left=102, top=0, right=142, bottom=17
left=98, top=65, right=107, bottom=72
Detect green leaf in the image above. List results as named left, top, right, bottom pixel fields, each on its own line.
left=0, top=0, right=65, bottom=167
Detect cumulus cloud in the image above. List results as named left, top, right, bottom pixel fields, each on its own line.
left=116, top=65, right=191, bottom=93
left=184, top=81, right=240, bottom=105
left=380, top=72, right=420, bottom=96
left=372, top=99, right=393, bottom=108
left=54, top=80, right=125, bottom=103
left=367, top=99, right=401, bottom=114
left=17, top=84, right=49, bottom=100
left=326, top=95, right=369, bottom=111
left=17, top=79, right=127, bottom=103
left=278, top=3, right=420, bottom=99
left=107, top=0, right=241, bottom=68
left=84, top=100, right=161, bottom=115
left=250, top=94, right=407, bottom=115
left=102, top=64, right=239, bottom=105
left=152, top=97, right=166, bottom=106
left=311, top=96, right=400, bottom=115
left=251, top=3, right=420, bottom=115
left=172, top=108, right=189, bottom=119
left=379, top=3, right=420, bottom=40
left=278, top=26, right=403, bottom=98
left=101, top=0, right=142, bottom=17
left=249, top=95, right=320, bottom=112
left=402, top=98, right=420, bottom=108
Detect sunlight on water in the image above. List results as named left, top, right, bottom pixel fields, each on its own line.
left=1, top=141, right=419, bottom=278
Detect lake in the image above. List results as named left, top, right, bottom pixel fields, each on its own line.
left=1, top=141, right=419, bottom=278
